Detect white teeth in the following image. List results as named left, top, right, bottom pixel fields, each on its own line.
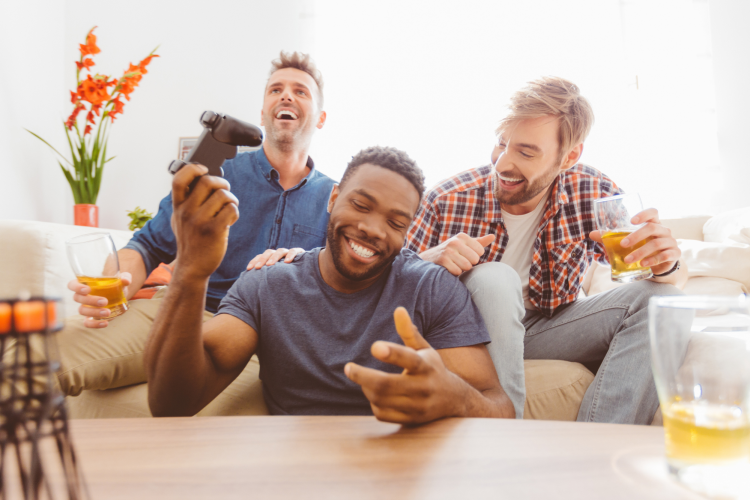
left=276, top=110, right=298, bottom=119
left=499, top=174, right=524, bottom=183
left=349, top=240, right=375, bottom=258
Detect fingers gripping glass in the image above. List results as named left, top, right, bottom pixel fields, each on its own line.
left=594, top=193, right=653, bottom=283
left=65, top=232, right=129, bottom=319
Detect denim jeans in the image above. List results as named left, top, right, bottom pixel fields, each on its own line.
left=460, top=263, right=526, bottom=419
left=523, top=279, right=683, bottom=424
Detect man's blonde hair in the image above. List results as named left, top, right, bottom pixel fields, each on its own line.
left=497, top=76, right=594, bottom=158
left=269, top=51, right=324, bottom=108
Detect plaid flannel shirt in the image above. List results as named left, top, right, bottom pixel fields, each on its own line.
left=406, top=163, right=621, bottom=317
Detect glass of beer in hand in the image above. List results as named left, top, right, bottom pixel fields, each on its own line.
left=594, top=193, right=653, bottom=283
left=65, top=232, right=129, bottom=319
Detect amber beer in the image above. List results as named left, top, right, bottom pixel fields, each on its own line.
left=77, top=275, right=128, bottom=319
left=663, top=400, right=750, bottom=466
left=601, top=231, right=654, bottom=282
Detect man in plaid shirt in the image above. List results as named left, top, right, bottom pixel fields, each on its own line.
left=407, top=77, right=687, bottom=424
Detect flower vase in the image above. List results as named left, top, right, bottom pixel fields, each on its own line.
left=74, top=204, right=99, bottom=227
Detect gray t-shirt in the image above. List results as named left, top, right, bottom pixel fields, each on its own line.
left=218, top=247, right=490, bottom=416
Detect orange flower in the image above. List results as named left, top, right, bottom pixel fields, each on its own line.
left=75, top=58, right=95, bottom=72
left=79, top=27, right=100, bottom=56
left=70, top=90, right=79, bottom=104
left=78, top=75, right=110, bottom=106
left=118, top=78, right=137, bottom=101
left=109, top=96, right=125, bottom=122
left=86, top=111, right=96, bottom=125
left=65, top=103, right=85, bottom=130
left=137, top=54, right=159, bottom=74
left=84, top=125, right=93, bottom=136
left=126, top=63, right=143, bottom=84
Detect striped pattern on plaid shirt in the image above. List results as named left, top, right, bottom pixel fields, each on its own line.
left=406, top=163, right=621, bottom=317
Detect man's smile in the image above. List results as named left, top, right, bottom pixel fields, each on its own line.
left=344, top=236, right=379, bottom=263
left=497, top=171, right=525, bottom=190
left=274, top=107, right=299, bottom=121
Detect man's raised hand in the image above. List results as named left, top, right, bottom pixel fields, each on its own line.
left=171, top=164, right=239, bottom=281
left=344, top=307, right=464, bottom=425
left=418, top=233, right=495, bottom=276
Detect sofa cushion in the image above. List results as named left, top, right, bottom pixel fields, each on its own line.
left=68, top=358, right=595, bottom=421
left=523, top=359, right=595, bottom=421
left=67, top=355, right=267, bottom=418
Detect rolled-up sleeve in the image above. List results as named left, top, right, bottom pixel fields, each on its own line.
left=123, top=192, right=178, bottom=276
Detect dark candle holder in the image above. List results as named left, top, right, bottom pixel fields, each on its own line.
left=0, top=298, right=88, bottom=499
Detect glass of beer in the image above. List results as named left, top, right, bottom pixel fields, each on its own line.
left=594, top=193, right=653, bottom=282
left=649, top=295, right=750, bottom=498
left=65, top=232, right=128, bottom=319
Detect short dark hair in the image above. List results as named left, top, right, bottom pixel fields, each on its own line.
left=269, top=51, right=324, bottom=108
left=340, top=146, right=425, bottom=203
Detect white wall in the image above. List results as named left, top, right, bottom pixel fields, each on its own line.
left=0, top=1, right=68, bottom=224
left=710, top=0, right=750, bottom=213
left=1, top=0, right=748, bottom=230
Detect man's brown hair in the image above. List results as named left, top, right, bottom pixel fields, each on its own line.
left=269, top=51, right=324, bottom=108
left=497, top=76, right=594, bottom=159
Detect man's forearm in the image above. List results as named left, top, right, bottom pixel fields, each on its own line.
left=118, top=248, right=148, bottom=299
left=451, top=373, right=516, bottom=419
left=144, top=271, right=213, bottom=416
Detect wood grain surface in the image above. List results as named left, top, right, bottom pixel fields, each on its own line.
left=28, top=416, right=708, bottom=500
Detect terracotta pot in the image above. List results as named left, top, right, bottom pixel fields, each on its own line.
left=74, top=204, right=99, bottom=227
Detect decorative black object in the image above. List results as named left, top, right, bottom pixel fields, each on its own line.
left=0, top=298, right=88, bottom=499
left=168, top=111, right=264, bottom=178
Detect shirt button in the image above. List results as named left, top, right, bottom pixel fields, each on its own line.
left=283, top=192, right=288, bottom=198
left=276, top=218, right=282, bottom=224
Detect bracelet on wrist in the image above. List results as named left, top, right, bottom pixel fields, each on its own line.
left=652, top=260, right=681, bottom=277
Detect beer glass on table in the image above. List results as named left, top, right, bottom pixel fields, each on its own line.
left=594, top=193, right=653, bottom=283
left=65, top=232, right=129, bottom=319
left=649, top=295, right=750, bottom=498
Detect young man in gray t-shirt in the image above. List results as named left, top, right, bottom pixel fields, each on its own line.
left=145, top=146, right=514, bottom=423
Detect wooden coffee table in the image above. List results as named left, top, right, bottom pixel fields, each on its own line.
left=46, top=417, right=707, bottom=499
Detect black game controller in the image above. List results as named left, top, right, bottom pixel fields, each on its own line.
left=168, top=111, right=263, bottom=178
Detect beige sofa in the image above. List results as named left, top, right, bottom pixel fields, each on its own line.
left=1, top=209, right=749, bottom=421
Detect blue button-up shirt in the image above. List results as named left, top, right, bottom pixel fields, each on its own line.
left=125, top=148, right=335, bottom=312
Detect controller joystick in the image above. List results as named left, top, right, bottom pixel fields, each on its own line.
left=168, top=111, right=263, bottom=178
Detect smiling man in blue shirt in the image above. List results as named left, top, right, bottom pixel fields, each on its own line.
left=51, top=51, right=336, bottom=397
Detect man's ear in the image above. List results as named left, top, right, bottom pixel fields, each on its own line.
left=260, top=110, right=265, bottom=127
left=560, top=143, right=583, bottom=171
left=327, top=183, right=339, bottom=214
left=316, top=110, right=327, bottom=130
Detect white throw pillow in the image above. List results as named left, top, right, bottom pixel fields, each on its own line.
left=678, top=239, right=750, bottom=291
left=703, top=207, right=750, bottom=243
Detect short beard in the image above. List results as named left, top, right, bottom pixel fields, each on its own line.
left=264, top=127, right=297, bottom=153
left=326, top=221, right=397, bottom=282
left=493, top=159, right=561, bottom=206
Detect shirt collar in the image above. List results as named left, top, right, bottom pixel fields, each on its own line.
left=256, top=146, right=317, bottom=188
left=484, top=169, right=503, bottom=223
left=483, top=167, right=571, bottom=224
